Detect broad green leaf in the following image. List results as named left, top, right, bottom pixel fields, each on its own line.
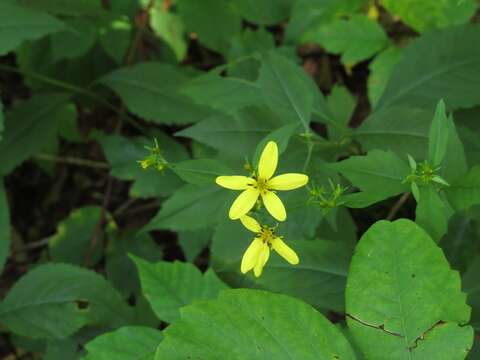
left=346, top=219, right=473, bottom=359
left=258, top=52, right=314, bottom=130
left=16, top=0, right=105, bottom=17
left=176, top=107, right=279, bottom=157
left=286, top=0, right=368, bottom=44
left=446, top=166, right=480, bottom=211
left=44, top=338, right=80, bottom=360
left=0, top=180, right=9, bottom=274
left=380, top=0, right=476, bottom=32
left=232, top=0, right=293, bottom=25
left=428, top=100, right=449, bottom=167
left=368, top=46, right=403, bottom=107
left=84, top=326, right=163, bottom=360
left=98, top=134, right=187, bottom=198
left=333, top=150, right=410, bottom=199
left=98, top=15, right=132, bottom=64
left=99, top=63, right=216, bottom=125
left=132, top=256, right=227, bottom=323
left=178, top=229, right=212, bottom=262
left=144, top=184, right=229, bottom=232
left=106, top=231, right=163, bottom=297
left=181, top=72, right=262, bottom=114
left=376, top=24, right=480, bottom=111
left=326, top=85, right=355, bottom=140
left=155, top=289, right=356, bottom=359
left=0, top=263, right=132, bottom=339
left=48, top=206, right=103, bottom=266
left=355, top=107, right=432, bottom=159
left=178, top=0, right=241, bottom=54
left=415, top=186, right=454, bottom=243
left=49, top=18, right=96, bottom=62
left=172, top=159, right=233, bottom=185
left=0, top=2, right=65, bottom=55
left=463, top=257, right=480, bottom=330
left=308, top=15, right=389, bottom=65
left=227, top=28, right=275, bottom=80
left=150, top=6, right=187, bottom=61
left=439, top=113, right=468, bottom=183
left=0, top=94, right=71, bottom=176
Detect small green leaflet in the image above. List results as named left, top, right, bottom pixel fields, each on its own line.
left=428, top=100, right=449, bottom=167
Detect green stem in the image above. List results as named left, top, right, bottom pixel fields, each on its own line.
left=34, top=153, right=109, bottom=169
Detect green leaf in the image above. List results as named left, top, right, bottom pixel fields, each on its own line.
left=178, top=0, right=241, bottom=54
left=380, top=0, right=476, bottom=32
left=84, top=326, right=163, bottom=360
left=367, top=46, right=403, bottom=107
left=144, top=184, right=229, bottom=232
left=439, top=113, right=468, bottom=183
left=333, top=150, right=410, bottom=200
left=178, top=229, right=212, bottom=262
left=326, top=85, right=356, bottom=140
left=131, top=256, right=227, bottom=323
left=99, top=63, right=216, bottom=125
left=0, top=94, right=71, bottom=176
left=428, top=100, right=449, bottom=167
left=346, top=219, right=473, bottom=359
left=415, top=186, right=454, bottom=242
left=16, top=0, right=105, bottom=17
left=49, top=18, right=96, bottom=62
left=232, top=0, right=293, bottom=25
left=0, top=100, right=4, bottom=140
left=463, top=257, right=480, bottom=330
left=309, top=14, right=389, bottom=65
left=445, top=166, right=480, bottom=211
left=44, top=338, right=80, bottom=360
left=98, top=15, right=132, bottom=64
left=150, top=6, right=187, bottom=61
left=0, top=180, right=9, bottom=274
left=98, top=133, right=187, bottom=198
left=48, top=206, right=103, bottom=266
left=355, top=107, right=432, bottom=159
left=0, top=263, right=132, bottom=339
left=258, top=52, right=314, bottom=130
left=155, top=289, right=356, bottom=359
left=376, top=24, right=480, bottom=111
left=181, top=72, right=262, bottom=114
left=172, top=159, right=233, bottom=185
left=0, top=2, right=65, bottom=55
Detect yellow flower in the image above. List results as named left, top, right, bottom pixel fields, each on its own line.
left=215, top=141, right=309, bottom=221
left=239, top=215, right=299, bottom=277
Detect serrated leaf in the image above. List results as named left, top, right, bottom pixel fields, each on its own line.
left=98, top=133, right=187, bottom=198
left=144, top=184, right=229, bottom=232
left=99, top=63, right=216, bottom=125
left=309, top=14, right=389, bottom=65
left=355, top=107, right=432, bottom=159
left=376, top=24, right=480, bottom=111
left=131, top=256, right=227, bottom=323
left=258, top=52, right=314, bottom=130
left=0, top=180, right=9, bottom=274
left=0, top=263, right=132, bottom=339
left=333, top=150, right=410, bottom=200
left=415, top=186, right=453, bottom=242
left=84, top=326, right=163, bottom=360
left=0, top=94, right=71, bottom=176
left=178, top=0, right=241, bottom=54
left=48, top=206, right=103, bottom=266
left=445, top=166, right=480, bottom=211
left=346, top=219, right=473, bottom=359
left=380, top=0, right=476, bottom=32
left=0, top=2, right=65, bottom=55
left=428, top=100, right=449, bottom=167
left=368, top=46, right=403, bottom=107
left=155, top=289, right=356, bottom=359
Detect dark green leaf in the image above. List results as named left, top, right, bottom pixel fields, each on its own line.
left=446, top=166, right=480, bottom=211
left=0, top=180, right=9, bottom=274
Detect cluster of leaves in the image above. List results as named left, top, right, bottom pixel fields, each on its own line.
left=1, top=0, right=480, bottom=359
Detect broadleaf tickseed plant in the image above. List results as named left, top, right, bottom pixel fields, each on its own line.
left=239, top=215, right=299, bottom=277
left=215, top=141, right=309, bottom=221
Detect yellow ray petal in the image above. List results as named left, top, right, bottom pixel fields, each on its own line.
left=216, top=176, right=255, bottom=190
left=239, top=215, right=261, bottom=233
left=271, top=237, right=299, bottom=265
left=253, top=243, right=270, bottom=277
left=241, top=238, right=263, bottom=274
left=261, top=190, right=286, bottom=221
left=258, top=141, right=278, bottom=180
left=229, top=188, right=260, bottom=220
left=269, top=173, right=309, bottom=191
